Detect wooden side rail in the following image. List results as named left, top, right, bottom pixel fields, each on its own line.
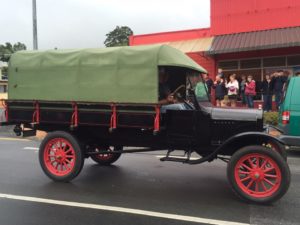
left=110, top=104, right=117, bottom=131
left=71, top=102, right=78, bottom=127
left=32, top=101, right=40, bottom=124
left=154, top=105, right=160, bottom=133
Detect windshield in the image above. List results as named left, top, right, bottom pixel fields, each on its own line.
left=187, top=72, right=210, bottom=102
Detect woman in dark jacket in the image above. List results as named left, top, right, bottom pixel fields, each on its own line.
left=261, top=74, right=274, bottom=112
left=212, top=75, right=226, bottom=107
left=239, top=75, right=247, bottom=106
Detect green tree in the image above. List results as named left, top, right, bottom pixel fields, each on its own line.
left=0, top=42, right=27, bottom=62
left=104, top=26, right=133, bottom=47
left=13, top=42, right=27, bottom=52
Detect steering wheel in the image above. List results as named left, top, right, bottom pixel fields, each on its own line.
left=171, top=85, right=186, bottom=102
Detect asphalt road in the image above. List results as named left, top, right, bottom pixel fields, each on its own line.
left=0, top=132, right=299, bottom=225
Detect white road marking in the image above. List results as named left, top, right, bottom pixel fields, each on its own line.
left=155, top=155, right=200, bottom=160
left=0, top=193, right=249, bottom=225
left=0, top=137, right=30, bottom=142
left=24, top=147, right=39, bottom=150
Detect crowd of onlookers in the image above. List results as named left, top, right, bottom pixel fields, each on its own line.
left=202, top=68, right=299, bottom=111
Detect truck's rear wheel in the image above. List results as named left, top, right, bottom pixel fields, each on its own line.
left=90, top=146, right=122, bottom=166
left=227, top=145, right=290, bottom=204
left=39, top=131, right=84, bottom=182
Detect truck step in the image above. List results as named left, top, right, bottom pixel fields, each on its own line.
left=160, top=156, right=188, bottom=163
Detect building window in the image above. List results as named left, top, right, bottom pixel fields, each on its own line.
left=240, top=59, right=261, bottom=69
left=218, top=60, right=238, bottom=70
left=263, top=57, right=286, bottom=67
left=287, top=55, right=300, bottom=66
left=218, top=55, right=299, bottom=102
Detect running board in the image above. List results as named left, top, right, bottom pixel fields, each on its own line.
left=160, top=149, right=193, bottom=163
left=160, top=155, right=215, bottom=164
left=160, top=157, right=188, bottom=163
left=160, top=148, right=193, bottom=163
left=160, top=149, right=217, bottom=165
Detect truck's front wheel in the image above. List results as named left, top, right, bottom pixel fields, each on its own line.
left=39, top=131, right=84, bottom=182
left=227, top=145, right=290, bottom=204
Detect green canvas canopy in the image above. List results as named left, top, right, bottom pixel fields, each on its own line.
left=8, top=44, right=207, bottom=103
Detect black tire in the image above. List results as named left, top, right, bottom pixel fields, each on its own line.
left=227, top=145, right=290, bottom=204
left=39, top=131, right=84, bottom=182
left=90, top=146, right=122, bottom=166
left=264, top=141, right=287, bottom=161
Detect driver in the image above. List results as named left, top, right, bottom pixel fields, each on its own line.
left=158, top=68, right=175, bottom=105
left=158, top=68, right=191, bottom=113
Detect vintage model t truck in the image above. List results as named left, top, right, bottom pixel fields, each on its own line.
left=1, top=45, right=290, bottom=204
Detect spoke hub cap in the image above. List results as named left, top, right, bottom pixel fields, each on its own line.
left=251, top=169, right=264, bottom=181
left=55, top=150, right=66, bottom=162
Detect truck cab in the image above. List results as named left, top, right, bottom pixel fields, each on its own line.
left=278, top=76, right=300, bottom=146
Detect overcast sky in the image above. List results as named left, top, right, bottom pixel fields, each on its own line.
left=0, top=0, right=210, bottom=50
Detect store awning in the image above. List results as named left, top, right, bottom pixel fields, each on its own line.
left=161, top=37, right=213, bottom=53
left=208, top=26, right=300, bottom=54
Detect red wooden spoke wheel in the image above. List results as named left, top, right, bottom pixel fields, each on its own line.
left=94, top=153, right=114, bottom=161
left=227, top=145, right=290, bottom=204
left=43, top=138, right=76, bottom=177
left=90, top=146, right=122, bottom=166
left=39, top=131, right=84, bottom=182
left=234, top=153, right=281, bottom=198
left=94, top=147, right=114, bottom=161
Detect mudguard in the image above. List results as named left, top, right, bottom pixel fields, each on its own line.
left=216, top=131, right=287, bottom=158
left=188, top=132, right=286, bottom=165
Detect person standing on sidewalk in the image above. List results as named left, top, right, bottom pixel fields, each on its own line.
left=245, top=75, right=256, bottom=108
left=272, top=70, right=287, bottom=110
left=261, top=74, right=274, bottom=112
left=225, top=74, right=239, bottom=107
left=212, top=75, right=226, bottom=107
left=217, top=68, right=224, bottom=79
left=240, top=75, right=247, bottom=106
left=202, top=73, right=213, bottom=98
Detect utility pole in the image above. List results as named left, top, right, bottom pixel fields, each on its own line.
left=32, top=0, right=38, bottom=50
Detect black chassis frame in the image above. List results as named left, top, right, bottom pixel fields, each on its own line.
left=1, top=96, right=286, bottom=164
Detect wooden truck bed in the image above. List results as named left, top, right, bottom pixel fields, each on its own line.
left=2, top=100, right=161, bottom=132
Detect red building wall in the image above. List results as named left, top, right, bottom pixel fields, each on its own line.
left=211, top=0, right=300, bottom=35
left=187, top=53, right=216, bottom=77
left=130, top=0, right=300, bottom=80
left=129, top=28, right=215, bottom=78
left=129, top=28, right=211, bottom=45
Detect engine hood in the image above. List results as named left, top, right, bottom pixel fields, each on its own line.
left=210, top=107, right=263, bottom=121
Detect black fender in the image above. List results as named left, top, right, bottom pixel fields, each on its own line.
left=216, top=131, right=287, bottom=159
left=188, top=132, right=286, bottom=165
